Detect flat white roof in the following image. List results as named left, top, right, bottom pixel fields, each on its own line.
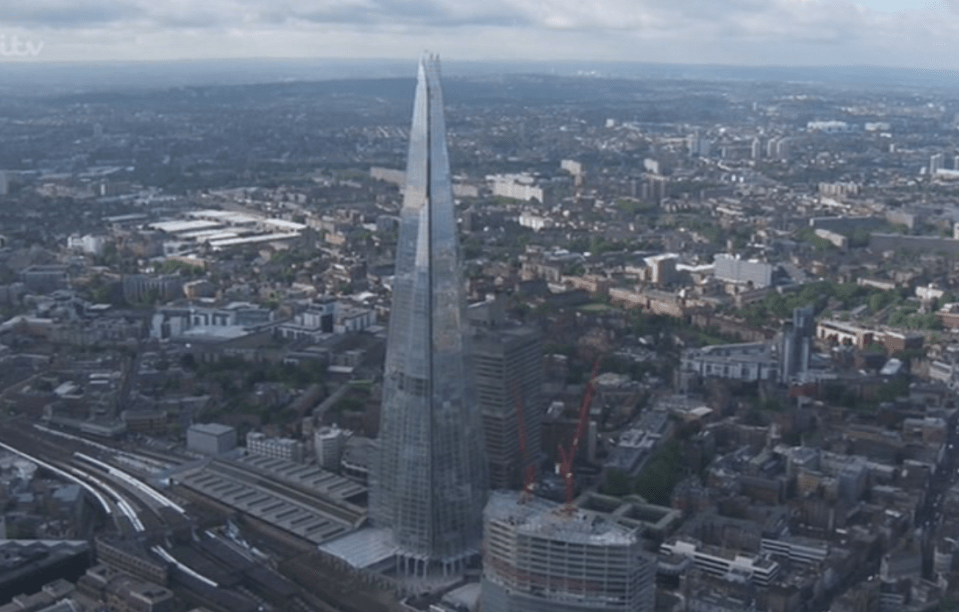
left=149, top=220, right=222, bottom=234
left=178, top=228, right=240, bottom=240
left=179, top=325, right=251, bottom=340
left=209, top=233, right=300, bottom=249
left=318, top=527, right=397, bottom=569
left=262, top=218, right=307, bottom=231
left=185, top=209, right=260, bottom=225
left=189, top=423, right=234, bottom=435
left=677, top=264, right=714, bottom=273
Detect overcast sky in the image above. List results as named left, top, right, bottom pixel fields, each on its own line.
left=0, top=0, right=956, bottom=68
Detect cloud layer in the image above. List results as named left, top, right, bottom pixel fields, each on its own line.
left=0, top=0, right=956, bottom=67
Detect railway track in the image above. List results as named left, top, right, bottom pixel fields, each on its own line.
left=0, top=417, right=318, bottom=608
left=0, top=419, right=180, bottom=535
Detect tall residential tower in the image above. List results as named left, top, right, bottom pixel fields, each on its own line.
left=780, top=305, right=814, bottom=382
left=370, top=55, right=488, bottom=576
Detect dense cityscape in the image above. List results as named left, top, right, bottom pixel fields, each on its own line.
left=3, top=54, right=959, bottom=612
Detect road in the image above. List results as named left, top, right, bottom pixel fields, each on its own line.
left=914, top=415, right=959, bottom=531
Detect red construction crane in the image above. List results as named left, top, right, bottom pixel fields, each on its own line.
left=512, top=382, right=536, bottom=503
left=557, top=359, right=601, bottom=513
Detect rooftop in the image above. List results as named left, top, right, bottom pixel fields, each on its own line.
left=188, top=423, right=235, bottom=436
left=317, top=527, right=397, bottom=569
left=485, top=491, right=639, bottom=547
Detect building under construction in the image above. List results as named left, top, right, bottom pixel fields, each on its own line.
left=481, top=491, right=656, bottom=612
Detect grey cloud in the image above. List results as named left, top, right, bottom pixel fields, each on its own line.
left=0, top=0, right=916, bottom=37
left=256, top=0, right=535, bottom=28
left=0, top=0, right=146, bottom=27
left=2, top=0, right=958, bottom=69
left=150, top=13, right=235, bottom=29
left=511, top=0, right=865, bottom=38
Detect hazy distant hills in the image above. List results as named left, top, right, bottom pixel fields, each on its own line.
left=0, top=58, right=957, bottom=96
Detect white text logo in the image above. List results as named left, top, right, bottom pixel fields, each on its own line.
left=0, top=35, right=44, bottom=58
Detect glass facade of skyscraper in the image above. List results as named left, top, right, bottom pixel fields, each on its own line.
left=370, top=55, right=488, bottom=574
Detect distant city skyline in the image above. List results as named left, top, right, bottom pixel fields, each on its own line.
left=0, top=0, right=957, bottom=69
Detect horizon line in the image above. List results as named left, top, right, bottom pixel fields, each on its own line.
left=0, top=57, right=956, bottom=74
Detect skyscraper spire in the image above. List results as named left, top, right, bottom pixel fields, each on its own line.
left=370, top=55, right=488, bottom=576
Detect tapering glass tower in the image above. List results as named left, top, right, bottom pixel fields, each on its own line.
left=370, top=55, right=488, bottom=575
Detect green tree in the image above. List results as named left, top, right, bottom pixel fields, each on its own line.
left=633, top=440, right=684, bottom=505
left=601, top=468, right=631, bottom=497
left=875, top=377, right=909, bottom=403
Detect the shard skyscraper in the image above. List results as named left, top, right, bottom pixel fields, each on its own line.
left=370, top=55, right=488, bottom=576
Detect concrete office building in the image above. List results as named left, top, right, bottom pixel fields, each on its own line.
left=369, top=55, right=488, bottom=576
left=186, top=423, right=237, bottom=455
left=688, top=132, right=711, bottom=158
left=561, top=159, right=583, bottom=176
left=766, top=137, right=790, bottom=160
left=640, top=175, right=668, bottom=203
left=482, top=491, right=656, bottom=612
left=469, top=301, right=544, bottom=490
left=660, top=538, right=780, bottom=587
left=681, top=343, right=779, bottom=382
left=121, top=274, right=183, bottom=304
left=245, top=432, right=304, bottom=463
left=781, top=305, right=815, bottom=382
left=314, top=425, right=349, bottom=470
left=807, top=121, right=853, bottom=133
left=645, top=254, right=678, bottom=286
left=714, top=254, right=775, bottom=288
left=19, top=266, right=68, bottom=293
left=492, top=177, right=545, bottom=203
left=931, top=153, right=945, bottom=175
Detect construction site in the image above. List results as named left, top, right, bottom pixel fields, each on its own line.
left=482, top=490, right=657, bottom=612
